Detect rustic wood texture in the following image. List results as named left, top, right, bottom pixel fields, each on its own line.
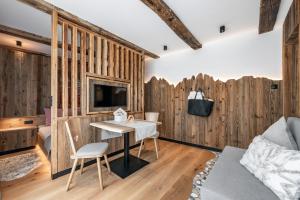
left=50, top=17, right=146, bottom=174
left=141, top=0, right=201, bottom=49
left=259, top=0, right=281, bottom=34
left=145, top=75, right=283, bottom=149
left=0, top=115, right=45, bottom=151
left=282, top=0, right=300, bottom=117
left=17, top=0, right=159, bottom=59
left=0, top=46, right=51, bottom=118
left=1, top=140, right=215, bottom=200
left=283, top=0, right=299, bottom=44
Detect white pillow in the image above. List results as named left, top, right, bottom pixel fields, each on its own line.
left=263, top=116, right=298, bottom=150
left=240, top=136, right=300, bottom=200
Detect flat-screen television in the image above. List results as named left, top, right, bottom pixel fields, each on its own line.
left=94, top=84, right=127, bottom=107
left=88, top=77, right=129, bottom=113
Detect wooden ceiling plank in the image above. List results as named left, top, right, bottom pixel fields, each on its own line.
left=141, top=0, right=202, bottom=49
left=259, top=0, right=281, bottom=34
left=17, top=0, right=159, bottom=58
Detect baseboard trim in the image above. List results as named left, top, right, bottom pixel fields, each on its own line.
left=51, top=143, right=141, bottom=180
left=0, top=146, right=36, bottom=156
left=158, top=137, right=222, bottom=152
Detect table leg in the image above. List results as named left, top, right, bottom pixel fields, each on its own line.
left=108, top=132, right=149, bottom=178
left=124, top=132, right=129, bottom=168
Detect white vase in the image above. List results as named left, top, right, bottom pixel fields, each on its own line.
left=145, top=112, right=159, bottom=122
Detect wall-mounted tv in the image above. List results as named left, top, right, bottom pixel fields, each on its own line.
left=87, top=77, right=130, bottom=114
left=94, top=85, right=127, bottom=107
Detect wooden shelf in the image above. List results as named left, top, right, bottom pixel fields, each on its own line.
left=0, top=126, right=38, bottom=133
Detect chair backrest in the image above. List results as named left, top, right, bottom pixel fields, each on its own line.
left=145, top=112, right=159, bottom=122
left=65, top=119, right=83, bottom=155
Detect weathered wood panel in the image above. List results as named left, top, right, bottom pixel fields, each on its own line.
left=283, top=0, right=300, bottom=117
left=0, top=47, right=51, bottom=118
left=51, top=17, right=146, bottom=175
left=145, top=75, right=282, bottom=149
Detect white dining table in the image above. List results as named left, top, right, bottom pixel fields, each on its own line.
left=90, top=119, right=161, bottom=178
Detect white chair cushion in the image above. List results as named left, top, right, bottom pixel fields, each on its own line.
left=75, top=143, right=108, bottom=158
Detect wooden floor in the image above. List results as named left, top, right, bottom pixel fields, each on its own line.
left=0, top=140, right=215, bottom=200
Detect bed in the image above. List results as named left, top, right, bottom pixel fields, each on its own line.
left=37, top=125, right=51, bottom=158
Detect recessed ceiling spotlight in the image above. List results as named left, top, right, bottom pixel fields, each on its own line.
left=163, top=45, right=168, bottom=51
left=220, top=25, right=226, bottom=33
left=16, top=40, right=22, bottom=47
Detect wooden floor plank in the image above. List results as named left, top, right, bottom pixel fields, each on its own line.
left=1, top=140, right=215, bottom=200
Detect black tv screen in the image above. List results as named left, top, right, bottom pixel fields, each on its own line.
left=94, top=84, right=127, bottom=107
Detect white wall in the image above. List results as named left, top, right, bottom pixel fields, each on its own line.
left=145, top=28, right=282, bottom=84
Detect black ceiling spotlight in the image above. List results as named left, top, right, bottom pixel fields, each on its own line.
left=220, top=25, right=226, bottom=33
left=16, top=40, right=22, bottom=47
left=163, top=45, right=168, bottom=51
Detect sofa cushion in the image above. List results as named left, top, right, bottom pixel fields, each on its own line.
left=240, top=135, right=287, bottom=176
left=240, top=136, right=300, bottom=200
left=200, top=146, right=279, bottom=200
left=262, top=117, right=297, bottom=150
left=287, top=117, right=300, bottom=150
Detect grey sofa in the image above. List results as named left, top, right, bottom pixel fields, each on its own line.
left=200, top=117, right=300, bottom=200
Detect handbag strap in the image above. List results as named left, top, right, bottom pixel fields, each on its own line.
left=194, top=90, right=204, bottom=99
left=194, top=89, right=205, bottom=99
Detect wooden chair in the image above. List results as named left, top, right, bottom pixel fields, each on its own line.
left=65, top=120, right=111, bottom=191
left=138, top=112, right=159, bottom=159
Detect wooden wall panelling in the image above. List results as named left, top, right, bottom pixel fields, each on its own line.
left=51, top=10, right=59, bottom=174
left=96, top=36, right=102, bottom=75
left=71, top=26, right=78, bottom=116
left=137, top=55, right=141, bottom=112
left=62, top=22, right=69, bottom=117
left=0, top=130, right=37, bottom=152
left=51, top=17, right=145, bottom=174
left=125, top=48, right=129, bottom=80
left=102, top=39, right=108, bottom=76
left=88, top=33, right=95, bottom=73
left=120, top=46, right=125, bottom=79
left=108, top=42, right=114, bottom=77
left=282, top=0, right=300, bottom=117
left=130, top=51, right=134, bottom=111
left=141, top=54, right=145, bottom=112
left=0, top=47, right=50, bottom=118
left=145, top=75, right=282, bottom=149
left=114, top=44, right=120, bottom=78
left=134, top=53, right=138, bottom=112
left=80, top=31, right=87, bottom=116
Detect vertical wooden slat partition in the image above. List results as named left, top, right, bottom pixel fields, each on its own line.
left=282, top=0, right=300, bottom=117
left=51, top=10, right=58, bottom=174
left=62, top=23, right=69, bottom=117
left=71, top=26, right=78, bottom=116
left=50, top=14, right=145, bottom=175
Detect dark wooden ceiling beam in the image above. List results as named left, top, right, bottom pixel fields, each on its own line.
left=17, top=0, right=159, bottom=58
left=0, top=24, right=51, bottom=45
left=141, top=0, right=202, bottom=49
left=259, top=0, right=281, bottom=34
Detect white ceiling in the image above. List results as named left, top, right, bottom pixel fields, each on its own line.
left=0, top=0, right=293, bottom=56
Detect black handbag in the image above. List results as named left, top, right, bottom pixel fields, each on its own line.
left=188, top=90, right=214, bottom=117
